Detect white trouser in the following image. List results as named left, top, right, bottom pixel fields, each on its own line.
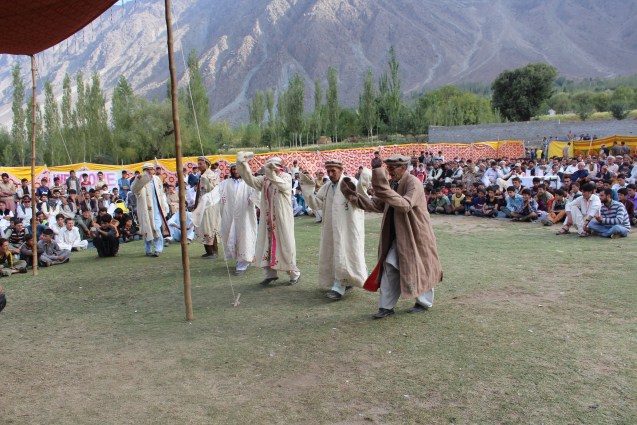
left=236, top=259, right=250, bottom=272
left=566, top=206, right=586, bottom=234
left=379, top=241, right=434, bottom=310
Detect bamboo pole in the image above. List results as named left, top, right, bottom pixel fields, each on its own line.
left=30, top=55, right=38, bottom=276
left=164, top=0, right=193, bottom=321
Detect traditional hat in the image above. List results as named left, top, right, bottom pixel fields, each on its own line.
left=266, top=157, right=283, bottom=167
left=383, top=154, right=411, bottom=166
left=324, top=160, right=343, bottom=169
left=197, top=156, right=211, bottom=165
left=141, top=163, right=154, bottom=170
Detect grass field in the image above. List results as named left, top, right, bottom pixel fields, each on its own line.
left=1, top=215, right=636, bottom=424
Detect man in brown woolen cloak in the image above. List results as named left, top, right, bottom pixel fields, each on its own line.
left=341, top=154, right=443, bottom=319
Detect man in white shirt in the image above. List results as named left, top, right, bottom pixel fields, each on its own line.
left=48, top=213, right=66, bottom=237
left=56, top=218, right=88, bottom=251
left=556, top=183, right=602, bottom=237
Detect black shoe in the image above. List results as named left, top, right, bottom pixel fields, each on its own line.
left=373, top=308, right=395, bottom=319
left=152, top=252, right=160, bottom=257
left=345, top=286, right=353, bottom=291
left=201, top=253, right=212, bottom=258
left=325, top=290, right=342, bottom=301
left=408, top=303, right=429, bottom=314
left=258, top=277, right=278, bottom=286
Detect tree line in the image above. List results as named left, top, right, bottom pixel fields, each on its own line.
left=2, top=48, right=635, bottom=167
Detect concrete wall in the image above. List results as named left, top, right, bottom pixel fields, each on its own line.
left=429, top=120, right=637, bottom=145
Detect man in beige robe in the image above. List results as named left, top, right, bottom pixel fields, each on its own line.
left=194, top=157, right=221, bottom=259
left=341, top=154, right=443, bottom=319
left=131, top=163, right=169, bottom=257
left=237, top=152, right=300, bottom=285
left=300, top=160, right=368, bottom=301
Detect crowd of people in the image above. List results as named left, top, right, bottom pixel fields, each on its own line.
left=0, top=139, right=633, bottom=316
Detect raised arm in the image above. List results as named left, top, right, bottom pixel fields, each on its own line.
left=370, top=168, right=420, bottom=213
left=236, top=153, right=263, bottom=191
left=299, top=174, right=324, bottom=211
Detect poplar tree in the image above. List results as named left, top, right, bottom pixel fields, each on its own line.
left=326, top=66, right=339, bottom=142
left=11, top=63, right=27, bottom=166
left=359, top=69, right=377, bottom=140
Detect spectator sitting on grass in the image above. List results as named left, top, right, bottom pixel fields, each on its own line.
left=48, top=213, right=66, bottom=237
left=587, top=188, right=631, bottom=239
left=541, top=189, right=567, bottom=226
left=56, top=218, right=88, bottom=251
left=92, top=214, right=120, bottom=258
left=449, top=186, right=465, bottom=215
left=0, top=237, right=27, bottom=275
left=428, top=189, right=450, bottom=214
left=19, top=235, right=37, bottom=268
left=617, top=188, right=636, bottom=226
left=37, top=228, right=71, bottom=267
left=500, top=186, right=523, bottom=218
left=535, top=184, right=554, bottom=212
left=557, top=183, right=601, bottom=237
left=479, top=187, right=501, bottom=218
left=468, top=188, right=487, bottom=216
left=601, top=180, right=619, bottom=201
left=511, top=189, right=538, bottom=222
left=76, top=209, right=95, bottom=242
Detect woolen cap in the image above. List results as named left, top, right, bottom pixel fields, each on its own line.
left=383, top=154, right=411, bottom=165
left=324, top=160, right=343, bottom=169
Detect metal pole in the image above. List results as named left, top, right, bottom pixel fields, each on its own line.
left=164, top=0, right=193, bottom=321
left=30, top=55, right=38, bottom=276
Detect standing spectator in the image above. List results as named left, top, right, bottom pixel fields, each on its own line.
left=16, top=178, right=30, bottom=201
left=0, top=173, right=17, bottom=213
left=562, top=142, right=571, bottom=159
left=80, top=173, right=92, bottom=190
left=65, top=170, right=81, bottom=194
left=118, top=171, right=131, bottom=201
left=35, top=177, right=50, bottom=198
left=94, top=172, right=108, bottom=191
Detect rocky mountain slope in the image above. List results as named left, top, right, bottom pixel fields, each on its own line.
left=1, top=0, right=636, bottom=126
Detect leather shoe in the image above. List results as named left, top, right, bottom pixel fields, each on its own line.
left=408, top=303, right=429, bottom=313
left=372, top=308, right=395, bottom=319
left=325, top=290, right=342, bottom=301
left=258, top=277, right=278, bottom=286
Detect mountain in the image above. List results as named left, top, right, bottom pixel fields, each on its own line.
left=1, top=0, right=636, bottom=127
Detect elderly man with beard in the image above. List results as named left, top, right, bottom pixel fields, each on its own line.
left=131, top=163, right=170, bottom=257
left=194, top=157, right=221, bottom=259
left=341, top=154, right=443, bottom=319
left=300, top=160, right=370, bottom=301
left=236, top=152, right=301, bottom=285
left=218, top=164, right=259, bottom=275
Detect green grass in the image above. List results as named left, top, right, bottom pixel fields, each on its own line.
left=537, top=110, right=637, bottom=121
left=1, top=215, right=636, bottom=424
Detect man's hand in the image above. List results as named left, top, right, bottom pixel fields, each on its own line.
left=299, top=173, right=314, bottom=186
left=340, top=177, right=357, bottom=197
left=371, top=157, right=383, bottom=169
left=595, top=215, right=603, bottom=222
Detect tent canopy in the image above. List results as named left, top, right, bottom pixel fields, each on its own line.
left=0, top=0, right=118, bottom=55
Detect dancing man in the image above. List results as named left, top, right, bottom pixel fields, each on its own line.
left=341, top=154, right=443, bottom=319
left=236, top=152, right=300, bottom=285
left=300, top=160, right=369, bottom=301
left=218, top=163, right=259, bottom=275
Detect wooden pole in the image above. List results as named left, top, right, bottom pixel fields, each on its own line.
left=164, top=0, right=193, bottom=321
left=30, top=55, right=38, bottom=276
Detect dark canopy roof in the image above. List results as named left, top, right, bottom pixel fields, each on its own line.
left=0, top=0, right=118, bottom=55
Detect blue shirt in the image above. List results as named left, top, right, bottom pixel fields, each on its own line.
left=506, top=193, right=523, bottom=211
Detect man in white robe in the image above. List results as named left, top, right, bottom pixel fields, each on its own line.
left=194, top=157, right=221, bottom=259
left=556, top=183, right=602, bottom=236
left=131, top=163, right=170, bottom=257
left=218, top=164, right=258, bottom=275
left=237, top=152, right=301, bottom=285
left=56, top=218, right=88, bottom=251
left=300, top=160, right=369, bottom=301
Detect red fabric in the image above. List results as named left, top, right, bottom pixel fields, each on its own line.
left=363, top=261, right=381, bottom=292
left=0, top=0, right=118, bottom=55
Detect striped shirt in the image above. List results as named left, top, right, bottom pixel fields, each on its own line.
left=599, top=200, right=631, bottom=230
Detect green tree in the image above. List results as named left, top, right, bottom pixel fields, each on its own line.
left=86, top=72, right=111, bottom=161
left=359, top=69, right=377, bottom=139
left=266, top=88, right=275, bottom=127
left=491, top=62, right=557, bottom=121
left=548, top=92, right=572, bottom=115
left=43, top=80, right=66, bottom=165
left=326, top=66, right=339, bottom=142
left=312, top=80, right=323, bottom=140
left=609, top=102, right=630, bottom=120
left=592, top=92, right=610, bottom=112
left=572, top=92, right=594, bottom=121
left=25, top=95, right=44, bottom=165
left=283, top=74, right=305, bottom=146
left=111, top=76, right=136, bottom=161
left=248, top=90, right=267, bottom=127
left=11, top=63, right=27, bottom=166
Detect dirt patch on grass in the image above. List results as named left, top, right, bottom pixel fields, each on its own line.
left=451, top=285, right=566, bottom=307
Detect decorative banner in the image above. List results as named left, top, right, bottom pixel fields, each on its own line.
left=0, top=141, right=525, bottom=188
left=548, top=135, right=637, bottom=158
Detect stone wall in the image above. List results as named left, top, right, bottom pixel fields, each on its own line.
left=429, top=120, right=637, bottom=146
